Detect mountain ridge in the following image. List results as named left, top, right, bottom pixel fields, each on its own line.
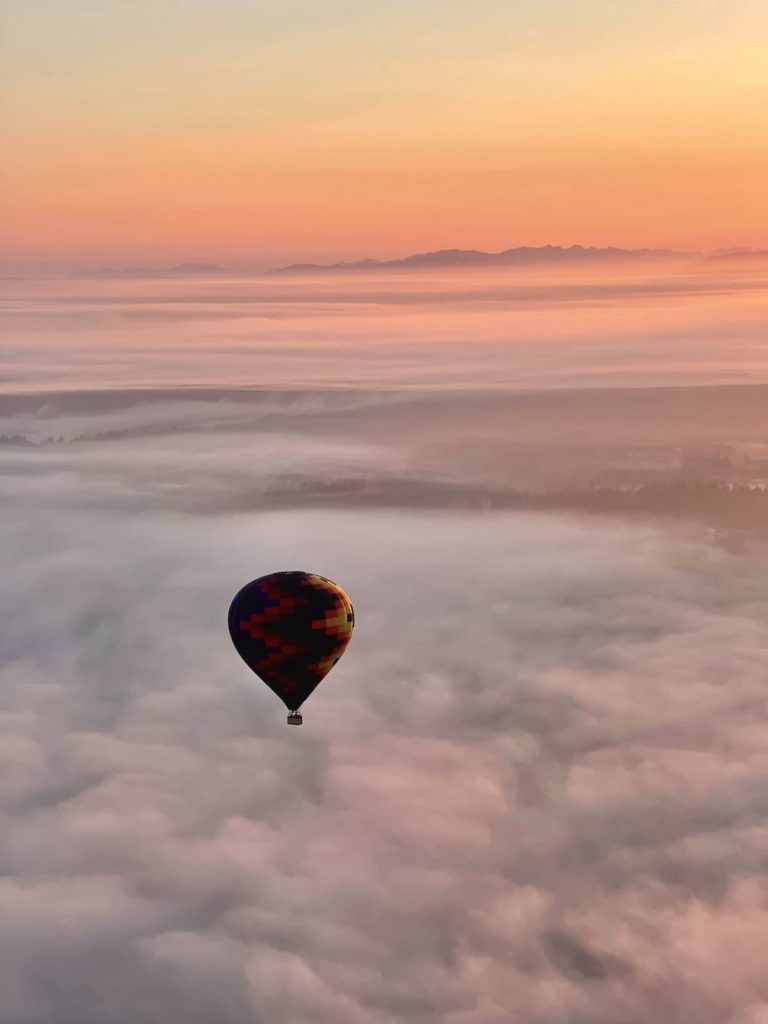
left=270, top=244, right=697, bottom=275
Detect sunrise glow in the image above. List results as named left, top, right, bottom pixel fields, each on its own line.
left=3, top=0, right=767, bottom=271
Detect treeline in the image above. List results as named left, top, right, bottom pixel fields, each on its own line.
left=0, top=434, right=66, bottom=446
left=527, top=480, right=768, bottom=527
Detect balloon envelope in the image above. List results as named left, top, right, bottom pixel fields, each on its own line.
left=228, top=571, right=354, bottom=710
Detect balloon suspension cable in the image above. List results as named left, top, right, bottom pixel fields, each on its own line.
left=287, top=710, right=303, bottom=726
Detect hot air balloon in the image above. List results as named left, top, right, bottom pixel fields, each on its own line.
left=228, top=571, right=354, bottom=725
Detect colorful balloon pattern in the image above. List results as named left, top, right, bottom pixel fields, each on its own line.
left=228, top=571, right=354, bottom=712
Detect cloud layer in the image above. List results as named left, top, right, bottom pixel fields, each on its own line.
left=3, top=263, right=768, bottom=1020
left=2, top=393, right=768, bottom=1021
left=3, top=262, right=768, bottom=392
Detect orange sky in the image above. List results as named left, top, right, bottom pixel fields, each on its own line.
left=2, top=0, right=767, bottom=269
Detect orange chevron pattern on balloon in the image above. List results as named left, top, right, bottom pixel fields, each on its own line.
left=228, top=571, right=354, bottom=722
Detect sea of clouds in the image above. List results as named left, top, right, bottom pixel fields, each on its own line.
left=2, top=263, right=768, bottom=1021
left=2, top=384, right=768, bottom=1023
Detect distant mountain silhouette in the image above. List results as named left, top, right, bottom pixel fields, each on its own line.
left=706, top=249, right=768, bottom=262
left=271, top=245, right=694, bottom=274
left=77, top=262, right=229, bottom=279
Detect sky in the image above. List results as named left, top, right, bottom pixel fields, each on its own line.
left=2, top=0, right=768, bottom=269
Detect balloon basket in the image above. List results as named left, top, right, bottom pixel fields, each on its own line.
left=287, top=711, right=303, bottom=726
